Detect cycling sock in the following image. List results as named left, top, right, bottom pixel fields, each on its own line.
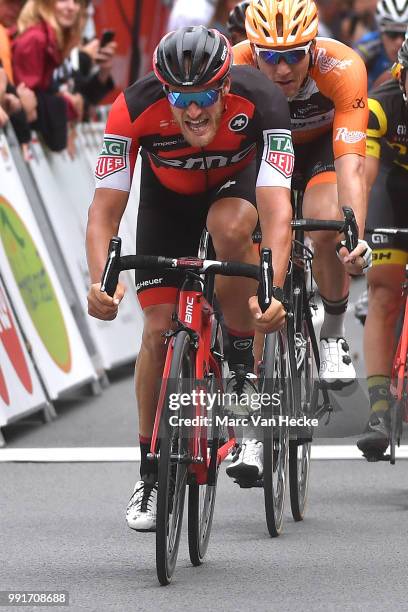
left=319, top=294, right=349, bottom=340
left=139, top=436, right=158, bottom=479
left=226, top=327, right=254, bottom=371
left=367, top=375, right=391, bottom=416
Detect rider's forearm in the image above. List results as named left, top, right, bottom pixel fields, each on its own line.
left=86, top=189, right=128, bottom=283
left=257, top=186, right=292, bottom=288
left=335, top=153, right=367, bottom=238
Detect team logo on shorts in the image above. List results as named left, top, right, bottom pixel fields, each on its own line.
left=264, top=130, right=294, bottom=178
left=229, top=114, right=249, bottom=132
left=95, top=135, right=130, bottom=180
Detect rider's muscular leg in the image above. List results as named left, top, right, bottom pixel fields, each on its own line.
left=302, top=182, right=349, bottom=303
left=135, top=303, right=175, bottom=437
left=364, top=265, right=405, bottom=377
left=207, top=197, right=258, bottom=332
left=207, top=198, right=258, bottom=369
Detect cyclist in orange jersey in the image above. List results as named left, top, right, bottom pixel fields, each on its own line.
left=234, top=0, right=371, bottom=386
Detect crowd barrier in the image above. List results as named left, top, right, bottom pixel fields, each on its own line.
left=0, top=124, right=144, bottom=444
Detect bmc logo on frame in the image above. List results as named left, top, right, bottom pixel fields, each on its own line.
left=335, top=127, right=366, bottom=144
left=95, top=135, right=130, bottom=179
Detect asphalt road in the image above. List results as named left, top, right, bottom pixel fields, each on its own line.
left=1, top=277, right=408, bottom=611
left=1, top=462, right=408, bottom=612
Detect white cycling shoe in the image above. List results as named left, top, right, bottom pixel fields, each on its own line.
left=126, top=478, right=157, bottom=532
left=224, top=365, right=258, bottom=416
left=319, top=337, right=356, bottom=387
left=226, top=439, right=263, bottom=481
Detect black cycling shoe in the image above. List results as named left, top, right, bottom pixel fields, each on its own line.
left=357, top=413, right=390, bottom=461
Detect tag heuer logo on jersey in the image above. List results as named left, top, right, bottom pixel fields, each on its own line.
left=95, top=135, right=130, bottom=179
left=229, top=114, right=249, bottom=132
left=265, top=130, right=294, bottom=178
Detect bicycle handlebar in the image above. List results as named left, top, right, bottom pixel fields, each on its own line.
left=365, top=227, right=408, bottom=236
left=100, top=205, right=359, bottom=309
left=254, top=206, right=359, bottom=252
left=100, top=238, right=266, bottom=297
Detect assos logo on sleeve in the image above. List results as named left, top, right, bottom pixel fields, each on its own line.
left=264, top=130, right=294, bottom=178
left=95, top=135, right=131, bottom=179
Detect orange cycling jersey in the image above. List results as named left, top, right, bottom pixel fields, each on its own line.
left=233, top=37, right=368, bottom=158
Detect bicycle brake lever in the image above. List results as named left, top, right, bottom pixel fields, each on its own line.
left=100, top=236, right=121, bottom=296
left=258, top=248, right=273, bottom=313
left=342, top=207, right=359, bottom=253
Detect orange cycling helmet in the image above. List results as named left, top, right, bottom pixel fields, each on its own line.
left=245, top=0, right=318, bottom=47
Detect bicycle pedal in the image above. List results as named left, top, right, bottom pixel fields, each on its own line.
left=234, top=477, right=264, bottom=489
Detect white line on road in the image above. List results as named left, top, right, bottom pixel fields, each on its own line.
left=0, top=445, right=408, bottom=462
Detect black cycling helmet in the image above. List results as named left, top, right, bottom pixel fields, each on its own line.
left=227, top=1, right=250, bottom=37
left=153, top=26, right=232, bottom=88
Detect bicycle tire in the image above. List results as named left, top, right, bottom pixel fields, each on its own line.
left=390, top=399, right=402, bottom=465
left=288, top=274, right=314, bottom=521
left=188, top=323, right=224, bottom=566
left=156, top=331, right=193, bottom=586
left=260, top=330, right=290, bottom=537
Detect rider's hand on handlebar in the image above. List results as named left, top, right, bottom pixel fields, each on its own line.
left=248, top=295, right=286, bottom=333
left=87, top=282, right=126, bottom=320
left=336, top=239, right=372, bottom=276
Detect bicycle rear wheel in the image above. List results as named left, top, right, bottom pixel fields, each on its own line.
left=260, top=330, right=290, bottom=537
left=289, top=279, right=314, bottom=521
left=156, top=331, right=193, bottom=586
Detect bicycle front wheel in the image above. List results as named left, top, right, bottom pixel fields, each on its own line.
left=289, top=286, right=313, bottom=521
left=260, top=330, right=290, bottom=537
left=156, top=331, right=193, bottom=586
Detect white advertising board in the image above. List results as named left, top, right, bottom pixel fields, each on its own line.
left=28, top=136, right=143, bottom=369
left=0, top=277, right=48, bottom=426
left=0, top=132, right=97, bottom=399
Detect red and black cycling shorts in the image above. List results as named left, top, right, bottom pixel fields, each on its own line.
left=135, top=157, right=257, bottom=310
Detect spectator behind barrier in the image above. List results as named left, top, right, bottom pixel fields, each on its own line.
left=12, top=0, right=85, bottom=152
left=0, top=0, right=37, bottom=144
left=53, top=34, right=117, bottom=119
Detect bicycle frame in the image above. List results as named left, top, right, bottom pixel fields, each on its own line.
left=390, top=266, right=408, bottom=411
left=150, top=273, right=236, bottom=485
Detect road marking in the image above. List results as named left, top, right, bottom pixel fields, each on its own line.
left=0, top=447, right=141, bottom=462
left=1, top=445, right=408, bottom=462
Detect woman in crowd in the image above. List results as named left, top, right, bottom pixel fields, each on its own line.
left=12, top=0, right=85, bottom=151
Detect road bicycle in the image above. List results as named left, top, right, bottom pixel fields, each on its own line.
left=101, top=235, right=271, bottom=585
left=100, top=201, right=359, bottom=581
left=364, top=227, right=408, bottom=464
left=254, top=190, right=359, bottom=529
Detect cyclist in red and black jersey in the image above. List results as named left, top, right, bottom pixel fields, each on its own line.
left=86, top=26, right=294, bottom=530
